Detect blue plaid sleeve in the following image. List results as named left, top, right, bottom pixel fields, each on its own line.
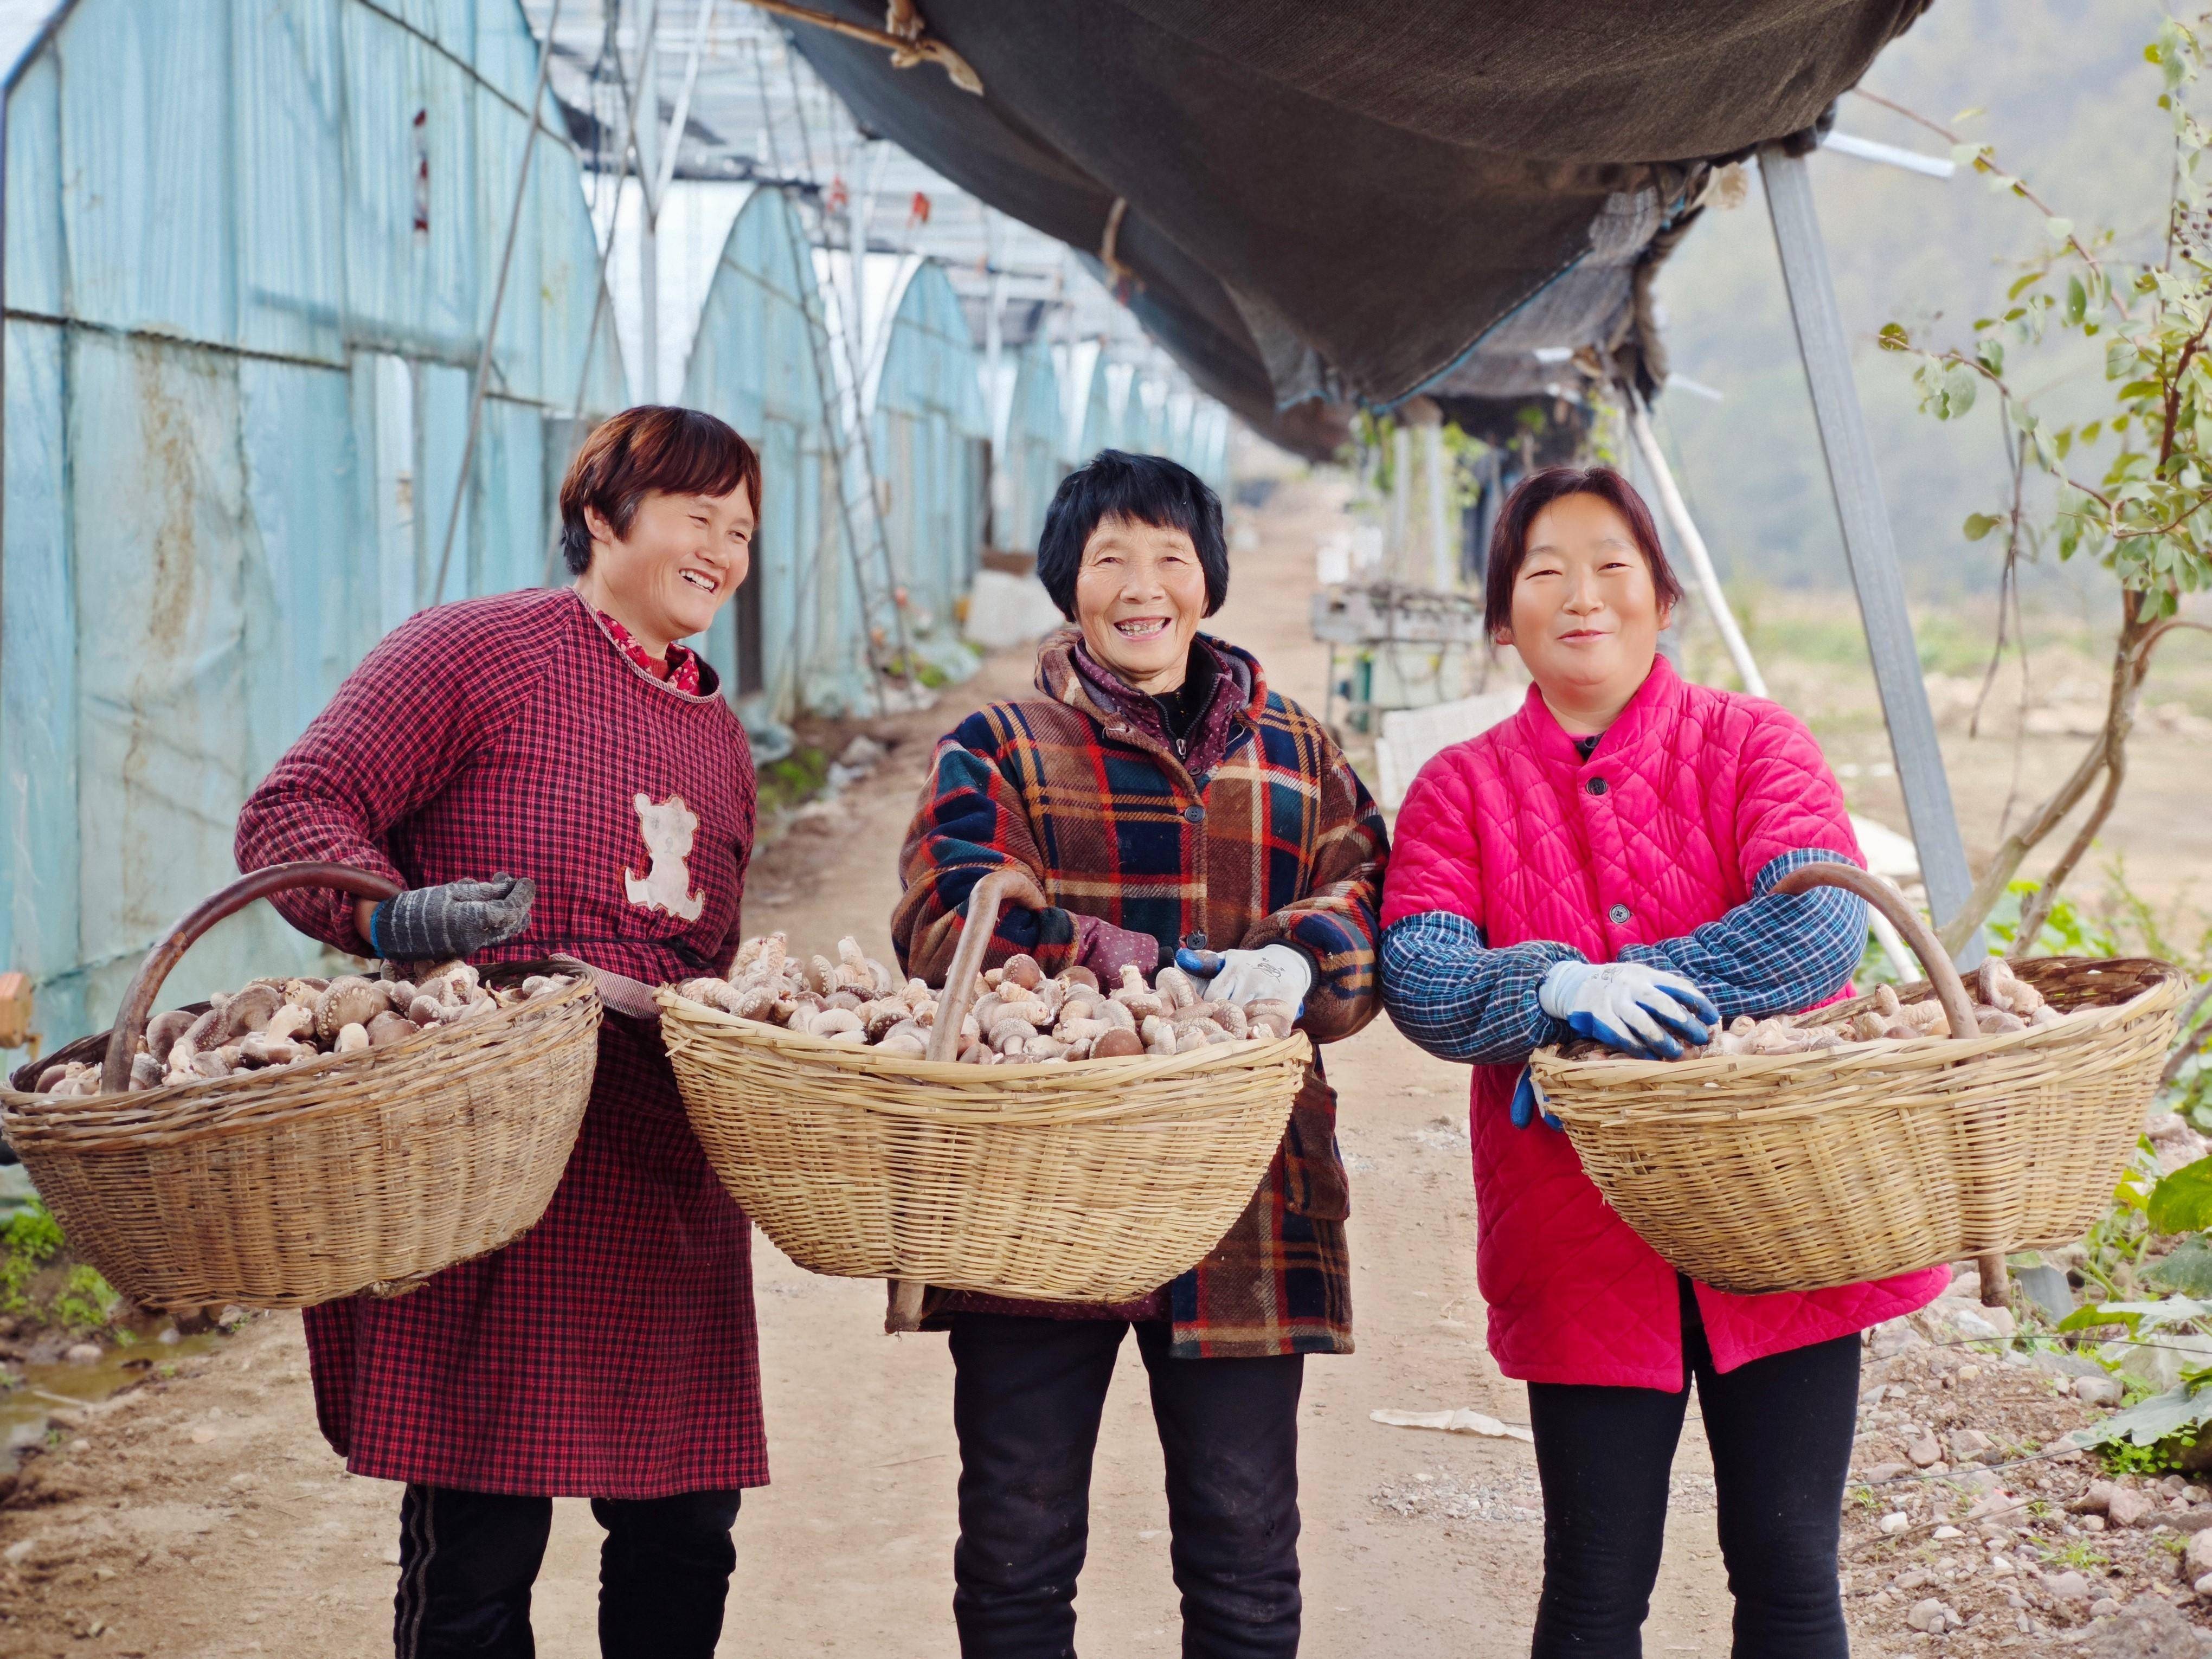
left=1619, top=848, right=1866, bottom=1020
left=1379, top=911, right=1584, bottom=1065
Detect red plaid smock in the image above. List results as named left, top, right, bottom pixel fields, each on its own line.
left=891, top=631, right=1388, bottom=1358
left=235, top=588, right=763, bottom=1497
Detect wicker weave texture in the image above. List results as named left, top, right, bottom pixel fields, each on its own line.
left=660, top=993, right=1305, bottom=1302
left=1529, top=957, right=2185, bottom=1295
left=0, top=976, right=601, bottom=1310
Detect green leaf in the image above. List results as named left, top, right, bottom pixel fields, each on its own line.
left=1976, top=338, right=2005, bottom=375
left=1877, top=321, right=1910, bottom=352
left=2070, top=1379, right=2212, bottom=1449
left=2083, top=420, right=2104, bottom=444
left=1963, top=512, right=2002, bottom=541
left=2060, top=1302, right=2138, bottom=1334
left=2048, top=216, right=2075, bottom=242
left=2009, top=270, right=2046, bottom=300
left=2149, top=1158, right=2212, bottom=1233
left=2150, top=1236, right=2212, bottom=1296
left=2068, top=275, right=2091, bottom=325
left=1937, top=361, right=1979, bottom=420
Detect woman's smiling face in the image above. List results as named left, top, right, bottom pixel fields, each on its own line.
left=1073, top=514, right=1210, bottom=693
left=582, top=486, right=754, bottom=653
left=1498, top=491, right=1671, bottom=723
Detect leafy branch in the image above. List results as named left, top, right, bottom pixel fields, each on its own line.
left=1878, top=15, right=2212, bottom=951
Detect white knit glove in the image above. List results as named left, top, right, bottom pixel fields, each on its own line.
left=1176, top=943, right=1314, bottom=1013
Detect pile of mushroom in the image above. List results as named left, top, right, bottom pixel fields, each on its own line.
left=676, top=934, right=1297, bottom=1064
left=31, top=962, right=576, bottom=1096
left=1659, top=960, right=2072, bottom=1060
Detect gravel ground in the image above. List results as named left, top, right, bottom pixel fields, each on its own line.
left=1842, top=1316, right=2212, bottom=1654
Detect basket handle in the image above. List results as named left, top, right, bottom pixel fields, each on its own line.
left=923, top=865, right=1050, bottom=1064
left=1771, top=860, right=2009, bottom=1307
left=886, top=864, right=1050, bottom=1334
left=1773, top=863, right=1979, bottom=1041
left=99, top=861, right=403, bottom=1093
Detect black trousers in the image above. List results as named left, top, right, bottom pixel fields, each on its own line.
left=1526, top=1281, right=1860, bottom=1659
left=391, top=1483, right=742, bottom=1658
left=948, top=1313, right=1304, bottom=1659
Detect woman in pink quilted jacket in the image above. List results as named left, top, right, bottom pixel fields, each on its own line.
left=1378, top=466, right=1946, bottom=1657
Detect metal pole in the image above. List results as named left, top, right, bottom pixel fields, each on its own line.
left=1424, top=423, right=1450, bottom=590
left=635, top=0, right=661, bottom=403
left=539, top=0, right=657, bottom=587
left=1389, top=425, right=1411, bottom=583
left=655, top=0, right=718, bottom=208
left=1760, top=143, right=1979, bottom=957
left=1623, top=389, right=1767, bottom=698
left=429, top=0, right=565, bottom=608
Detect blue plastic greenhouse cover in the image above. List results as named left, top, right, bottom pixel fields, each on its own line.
left=1000, top=339, right=1064, bottom=554
left=680, top=185, right=856, bottom=722
left=0, top=0, right=627, bottom=1043
left=871, top=260, right=989, bottom=663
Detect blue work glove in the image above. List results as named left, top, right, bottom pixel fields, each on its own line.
left=1538, top=959, right=1717, bottom=1059
left=1175, top=944, right=1312, bottom=1015
left=369, top=876, right=536, bottom=962
left=1509, top=1066, right=1562, bottom=1131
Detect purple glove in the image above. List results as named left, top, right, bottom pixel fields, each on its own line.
left=1074, top=915, right=1162, bottom=980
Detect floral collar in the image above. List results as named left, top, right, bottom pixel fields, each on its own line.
left=590, top=604, right=702, bottom=696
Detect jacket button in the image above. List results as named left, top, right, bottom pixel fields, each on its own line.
left=1586, top=776, right=1609, bottom=796
left=1609, top=903, right=1632, bottom=925
left=1184, top=805, right=1205, bottom=824
left=1185, top=931, right=1208, bottom=949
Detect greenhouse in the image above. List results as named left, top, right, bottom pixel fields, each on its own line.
left=0, top=0, right=626, bottom=1034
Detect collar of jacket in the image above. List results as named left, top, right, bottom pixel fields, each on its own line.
left=1038, top=629, right=1263, bottom=765
left=571, top=588, right=727, bottom=703
left=1512, top=653, right=1682, bottom=779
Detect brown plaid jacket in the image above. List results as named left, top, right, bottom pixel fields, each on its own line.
left=892, top=632, right=1387, bottom=1357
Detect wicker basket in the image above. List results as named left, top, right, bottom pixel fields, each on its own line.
left=660, top=867, right=1307, bottom=1308
left=0, top=863, right=601, bottom=1311
left=1530, top=864, right=2188, bottom=1296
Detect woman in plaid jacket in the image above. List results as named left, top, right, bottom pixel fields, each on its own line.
left=892, top=450, right=1387, bottom=1659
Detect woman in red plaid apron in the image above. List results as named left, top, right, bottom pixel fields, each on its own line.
left=236, top=407, right=764, bottom=1659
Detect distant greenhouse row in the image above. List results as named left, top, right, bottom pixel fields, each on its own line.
left=0, top=0, right=1235, bottom=1044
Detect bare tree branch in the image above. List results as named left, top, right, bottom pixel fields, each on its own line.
left=2162, top=978, right=2212, bottom=1086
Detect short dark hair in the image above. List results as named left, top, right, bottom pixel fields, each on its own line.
left=1036, top=449, right=1228, bottom=620
left=1482, top=465, right=1684, bottom=636
left=558, top=405, right=762, bottom=575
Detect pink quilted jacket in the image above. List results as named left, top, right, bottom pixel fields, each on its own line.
left=1381, top=658, right=1947, bottom=1387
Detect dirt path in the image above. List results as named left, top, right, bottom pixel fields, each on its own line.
left=0, top=477, right=1808, bottom=1656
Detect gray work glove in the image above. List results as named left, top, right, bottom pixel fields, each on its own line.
left=369, top=876, right=536, bottom=962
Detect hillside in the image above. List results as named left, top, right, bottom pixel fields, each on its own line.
left=1652, top=0, right=2174, bottom=603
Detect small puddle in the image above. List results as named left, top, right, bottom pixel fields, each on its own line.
left=2, top=1326, right=229, bottom=1474
left=0, top=1162, right=235, bottom=1472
